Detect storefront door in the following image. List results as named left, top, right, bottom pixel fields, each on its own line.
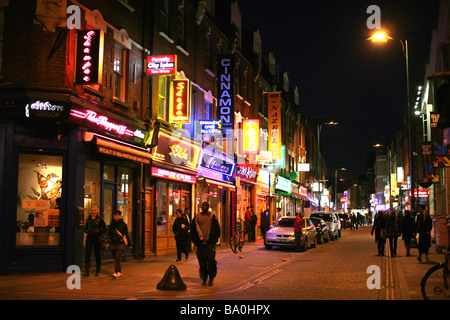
left=103, top=182, right=116, bottom=226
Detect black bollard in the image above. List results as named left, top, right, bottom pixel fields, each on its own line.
left=157, top=265, right=187, bottom=291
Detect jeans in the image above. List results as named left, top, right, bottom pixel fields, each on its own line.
left=196, top=244, right=217, bottom=281
left=85, top=236, right=102, bottom=273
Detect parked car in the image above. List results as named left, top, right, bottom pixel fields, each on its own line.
left=265, top=216, right=317, bottom=251
left=309, top=212, right=339, bottom=240
left=309, top=217, right=329, bottom=244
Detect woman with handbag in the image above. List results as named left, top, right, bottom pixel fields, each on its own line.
left=371, top=211, right=386, bottom=256
left=83, top=205, right=107, bottom=277
left=107, top=210, right=132, bottom=278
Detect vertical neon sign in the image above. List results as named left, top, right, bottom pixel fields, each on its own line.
left=242, top=119, right=260, bottom=155
left=76, top=30, right=103, bottom=85
left=170, top=79, right=190, bottom=124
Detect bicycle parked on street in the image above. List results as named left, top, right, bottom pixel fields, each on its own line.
left=230, top=225, right=244, bottom=254
left=421, top=217, right=450, bottom=300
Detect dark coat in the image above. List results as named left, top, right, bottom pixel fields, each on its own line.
left=84, top=215, right=107, bottom=240
left=371, top=215, right=386, bottom=243
left=172, top=216, right=190, bottom=240
left=416, top=214, right=432, bottom=250
left=401, top=215, right=415, bottom=238
left=386, top=214, right=399, bottom=237
left=108, top=218, right=131, bottom=249
left=190, top=213, right=220, bottom=247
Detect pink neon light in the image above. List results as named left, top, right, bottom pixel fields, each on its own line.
left=70, top=109, right=134, bottom=136
left=80, top=31, right=95, bottom=83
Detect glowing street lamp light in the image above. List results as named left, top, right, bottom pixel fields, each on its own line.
left=367, top=29, right=416, bottom=210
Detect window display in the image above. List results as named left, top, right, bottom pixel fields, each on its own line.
left=16, top=154, right=62, bottom=246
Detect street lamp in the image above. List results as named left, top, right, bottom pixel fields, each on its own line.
left=334, top=167, right=346, bottom=212
left=367, top=30, right=415, bottom=210
left=317, top=121, right=338, bottom=211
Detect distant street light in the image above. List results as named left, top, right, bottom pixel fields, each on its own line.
left=367, top=30, right=415, bottom=210
left=317, top=121, right=339, bottom=211
left=334, top=167, right=346, bottom=212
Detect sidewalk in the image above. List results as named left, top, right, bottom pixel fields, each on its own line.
left=0, top=227, right=446, bottom=300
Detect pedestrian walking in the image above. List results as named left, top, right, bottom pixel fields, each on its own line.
left=249, top=209, right=258, bottom=242
left=260, top=210, right=271, bottom=245
left=190, top=202, right=220, bottom=286
left=294, top=212, right=303, bottom=252
left=183, top=208, right=192, bottom=252
left=172, top=208, right=190, bottom=261
left=401, top=210, right=416, bottom=256
left=107, top=210, right=132, bottom=278
left=83, top=205, right=107, bottom=277
left=244, top=206, right=251, bottom=241
left=371, top=211, right=386, bottom=256
left=386, top=210, right=400, bottom=257
left=416, top=207, right=432, bottom=263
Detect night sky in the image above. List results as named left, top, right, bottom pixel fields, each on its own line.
left=239, top=0, right=440, bottom=179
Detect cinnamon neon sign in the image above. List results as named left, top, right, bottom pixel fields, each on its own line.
left=75, top=30, right=103, bottom=85
left=171, top=79, right=190, bottom=124
left=70, top=109, right=134, bottom=136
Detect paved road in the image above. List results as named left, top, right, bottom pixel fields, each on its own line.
left=0, top=226, right=446, bottom=303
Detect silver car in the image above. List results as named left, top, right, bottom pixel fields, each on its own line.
left=309, top=212, right=339, bottom=240
left=265, top=216, right=317, bottom=251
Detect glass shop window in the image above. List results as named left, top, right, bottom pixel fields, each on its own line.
left=16, top=154, right=63, bottom=246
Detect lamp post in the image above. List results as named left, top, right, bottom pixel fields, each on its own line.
left=334, top=167, right=346, bottom=212
left=317, top=121, right=338, bottom=211
left=368, top=30, right=415, bottom=211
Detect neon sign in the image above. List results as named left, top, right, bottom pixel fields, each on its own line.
left=242, top=119, right=260, bottom=155
left=70, top=109, right=134, bottom=136
left=217, top=55, right=235, bottom=136
left=146, top=55, right=177, bottom=75
left=200, top=148, right=235, bottom=177
left=151, top=167, right=196, bottom=184
left=171, top=79, right=190, bottom=123
left=75, top=30, right=103, bottom=85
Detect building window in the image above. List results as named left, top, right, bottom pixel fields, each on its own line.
left=16, top=154, right=63, bottom=246
left=160, top=0, right=169, bottom=35
left=158, top=76, right=170, bottom=121
left=176, top=11, right=185, bottom=46
left=114, top=43, right=126, bottom=101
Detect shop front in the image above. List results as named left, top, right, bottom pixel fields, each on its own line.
left=150, top=129, right=201, bottom=255
left=274, top=175, right=292, bottom=218
left=236, top=163, right=258, bottom=230
left=197, top=147, right=236, bottom=244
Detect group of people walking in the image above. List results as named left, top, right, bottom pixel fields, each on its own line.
left=83, top=206, right=132, bottom=278
left=84, top=202, right=221, bottom=286
left=172, top=202, right=220, bottom=286
left=371, top=206, right=433, bottom=261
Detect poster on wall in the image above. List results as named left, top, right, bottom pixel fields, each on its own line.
left=16, top=154, right=62, bottom=245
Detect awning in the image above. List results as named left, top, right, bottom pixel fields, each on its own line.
left=93, top=136, right=152, bottom=164
left=205, top=179, right=235, bottom=192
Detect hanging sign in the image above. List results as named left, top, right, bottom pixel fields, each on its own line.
left=170, top=79, right=190, bottom=123
left=151, top=167, right=196, bottom=184
left=217, top=55, right=235, bottom=136
left=146, top=55, right=177, bottom=75
left=268, top=92, right=282, bottom=159
left=242, top=119, right=260, bottom=155
left=75, top=30, right=103, bottom=85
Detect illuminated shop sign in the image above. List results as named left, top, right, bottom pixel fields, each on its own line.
left=23, top=100, right=69, bottom=120
left=268, top=92, right=282, bottom=159
left=237, top=164, right=259, bottom=184
left=299, top=186, right=308, bottom=198
left=146, top=55, right=177, bottom=75
left=242, top=119, right=260, bottom=155
left=171, top=79, right=190, bottom=123
left=70, top=109, right=146, bottom=142
left=151, top=167, right=196, bottom=184
left=199, top=120, right=221, bottom=135
left=151, top=130, right=202, bottom=170
left=257, top=151, right=272, bottom=163
left=275, top=176, right=291, bottom=194
left=75, top=30, right=103, bottom=85
left=217, top=55, right=235, bottom=136
left=199, top=148, right=235, bottom=177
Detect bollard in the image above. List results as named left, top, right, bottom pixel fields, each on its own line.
left=157, top=265, right=187, bottom=291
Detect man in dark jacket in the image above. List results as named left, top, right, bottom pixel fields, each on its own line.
left=172, top=208, right=190, bottom=261
left=190, top=202, right=220, bottom=286
left=83, top=205, right=107, bottom=277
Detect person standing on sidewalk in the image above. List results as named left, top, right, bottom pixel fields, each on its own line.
left=386, top=210, right=400, bottom=257
left=416, top=207, right=432, bottom=262
left=172, top=209, right=190, bottom=261
left=371, top=211, right=386, bottom=256
left=249, top=208, right=258, bottom=242
left=107, top=210, right=132, bottom=278
left=190, top=202, right=220, bottom=286
left=294, top=212, right=303, bottom=252
left=83, top=205, right=107, bottom=277
left=401, top=210, right=416, bottom=256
